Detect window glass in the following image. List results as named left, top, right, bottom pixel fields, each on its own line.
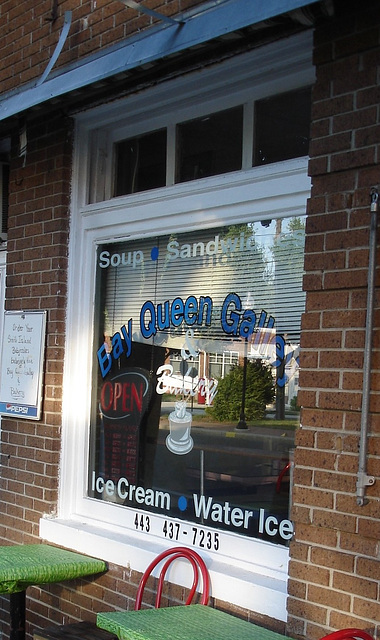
left=0, top=138, right=10, bottom=242
left=112, top=90, right=311, bottom=199
left=176, top=106, right=243, bottom=183
left=254, top=88, right=311, bottom=165
left=89, top=215, right=305, bottom=547
left=115, top=129, right=167, bottom=196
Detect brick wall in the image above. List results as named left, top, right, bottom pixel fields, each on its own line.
left=0, top=0, right=205, bottom=94
left=0, top=111, right=73, bottom=637
left=288, top=2, right=380, bottom=638
left=0, top=111, right=72, bottom=534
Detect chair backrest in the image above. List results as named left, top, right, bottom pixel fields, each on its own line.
left=320, top=630, right=375, bottom=640
left=134, top=546, right=210, bottom=610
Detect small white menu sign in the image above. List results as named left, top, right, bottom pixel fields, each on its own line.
left=0, top=311, right=47, bottom=419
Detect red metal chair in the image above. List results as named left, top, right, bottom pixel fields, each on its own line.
left=276, top=461, right=291, bottom=493
left=134, top=546, right=210, bottom=610
left=320, top=630, right=375, bottom=640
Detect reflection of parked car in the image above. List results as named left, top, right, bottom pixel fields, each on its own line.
left=152, top=424, right=293, bottom=544
left=155, top=424, right=293, bottom=505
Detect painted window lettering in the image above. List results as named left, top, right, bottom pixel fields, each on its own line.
left=91, top=473, right=171, bottom=509
left=166, top=232, right=256, bottom=261
left=98, top=232, right=262, bottom=271
left=99, top=250, right=144, bottom=269
left=89, top=218, right=305, bottom=546
left=140, top=296, right=213, bottom=338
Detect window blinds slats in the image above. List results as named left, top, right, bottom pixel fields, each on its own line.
left=100, top=217, right=305, bottom=353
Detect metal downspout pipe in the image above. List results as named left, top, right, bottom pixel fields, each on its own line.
left=356, top=188, right=378, bottom=506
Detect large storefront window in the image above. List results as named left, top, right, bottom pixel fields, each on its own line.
left=89, top=215, right=305, bottom=547
left=39, top=32, right=313, bottom=619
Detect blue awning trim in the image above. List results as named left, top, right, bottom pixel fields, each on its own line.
left=0, top=0, right=319, bottom=122
left=36, top=11, right=72, bottom=87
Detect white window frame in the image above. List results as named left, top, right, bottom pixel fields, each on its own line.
left=40, top=31, right=314, bottom=622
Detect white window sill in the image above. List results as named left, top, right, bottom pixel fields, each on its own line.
left=40, top=516, right=288, bottom=621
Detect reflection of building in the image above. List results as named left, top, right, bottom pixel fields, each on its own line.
left=0, top=2, right=379, bottom=638
left=208, top=351, right=239, bottom=383
left=171, top=350, right=239, bottom=382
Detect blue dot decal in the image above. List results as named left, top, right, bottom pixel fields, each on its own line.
left=151, top=246, right=159, bottom=261
left=178, top=496, right=187, bottom=511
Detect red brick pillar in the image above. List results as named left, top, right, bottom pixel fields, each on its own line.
left=287, top=2, right=380, bottom=638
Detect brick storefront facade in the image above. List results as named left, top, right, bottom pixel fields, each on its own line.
left=0, top=1, right=379, bottom=640
left=289, top=4, right=380, bottom=636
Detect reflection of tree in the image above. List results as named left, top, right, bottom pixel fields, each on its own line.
left=160, top=224, right=270, bottom=352
left=269, top=216, right=305, bottom=419
left=208, top=360, right=275, bottom=421
left=209, top=223, right=271, bottom=358
left=269, top=217, right=306, bottom=342
left=220, top=223, right=271, bottom=309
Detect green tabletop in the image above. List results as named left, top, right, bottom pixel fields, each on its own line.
left=97, top=605, right=287, bottom=640
left=0, top=544, right=107, bottom=594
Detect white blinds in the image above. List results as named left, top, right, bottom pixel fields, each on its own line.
left=99, top=216, right=305, bottom=356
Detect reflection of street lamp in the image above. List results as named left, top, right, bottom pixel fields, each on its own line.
left=179, top=359, right=198, bottom=413
left=236, top=338, right=248, bottom=430
left=236, top=292, right=254, bottom=431
left=275, top=347, right=285, bottom=420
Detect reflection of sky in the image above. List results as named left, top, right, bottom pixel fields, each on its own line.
left=252, top=217, right=304, bottom=253
left=252, top=220, right=276, bottom=246
left=243, top=217, right=306, bottom=311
